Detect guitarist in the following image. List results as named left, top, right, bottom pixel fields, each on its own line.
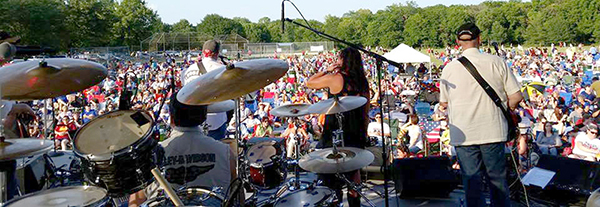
left=439, top=23, right=522, bottom=207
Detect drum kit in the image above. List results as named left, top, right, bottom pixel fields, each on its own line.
left=0, top=57, right=381, bottom=207
left=241, top=95, right=380, bottom=207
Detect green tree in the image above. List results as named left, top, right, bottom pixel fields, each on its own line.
left=112, top=0, right=161, bottom=46
left=0, top=0, right=67, bottom=49
left=64, top=0, right=117, bottom=48
left=196, top=14, right=244, bottom=37
left=172, top=19, right=194, bottom=33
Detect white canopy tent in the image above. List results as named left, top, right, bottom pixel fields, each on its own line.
left=383, top=43, right=431, bottom=63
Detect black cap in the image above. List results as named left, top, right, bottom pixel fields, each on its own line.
left=169, top=91, right=207, bottom=127
left=203, top=40, right=220, bottom=53
left=0, top=31, right=20, bottom=43
left=456, top=23, right=480, bottom=41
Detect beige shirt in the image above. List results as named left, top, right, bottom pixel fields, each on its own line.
left=440, top=48, right=520, bottom=146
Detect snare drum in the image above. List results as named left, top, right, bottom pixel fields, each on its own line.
left=74, top=110, right=158, bottom=196
left=3, top=185, right=109, bottom=207
left=246, top=137, right=286, bottom=189
left=142, top=187, right=224, bottom=207
left=274, top=186, right=336, bottom=207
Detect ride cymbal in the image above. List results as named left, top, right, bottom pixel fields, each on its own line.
left=177, top=59, right=288, bottom=105
left=0, top=58, right=108, bottom=100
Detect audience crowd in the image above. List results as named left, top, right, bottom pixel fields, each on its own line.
left=19, top=43, right=600, bottom=173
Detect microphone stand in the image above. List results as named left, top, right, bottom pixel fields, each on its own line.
left=284, top=18, right=396, bottom=207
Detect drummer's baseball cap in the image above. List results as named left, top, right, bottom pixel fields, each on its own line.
left=456, top=23, right=480, bottom=41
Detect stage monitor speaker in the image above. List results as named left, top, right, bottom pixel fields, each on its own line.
left=536, top=154, right=600, bottom=195
left=391, top=156, right=459, bottom=198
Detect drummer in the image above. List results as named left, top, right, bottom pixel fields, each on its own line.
left=180, top=40, right=229, bottom=140
left=129, top=93, right=236, bottom=207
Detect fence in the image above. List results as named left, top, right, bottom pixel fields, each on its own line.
left=243, top=41, right=334, bottom=58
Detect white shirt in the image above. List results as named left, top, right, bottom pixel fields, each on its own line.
left=181, top=58, right=228, bottom=131
left=406, top=124, right=423, bottom=149
left=440, top=48, right=521, bottom=146
left=573, top=132, right=600, bottom=158
left=367, top=121, right=390, bottom=138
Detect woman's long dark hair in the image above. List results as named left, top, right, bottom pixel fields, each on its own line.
left=338, top=47, right=370, bottom=99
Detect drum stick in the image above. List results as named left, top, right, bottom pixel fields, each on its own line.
left=150, top=168, right=184, bottom=206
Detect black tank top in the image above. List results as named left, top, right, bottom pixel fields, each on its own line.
left=318, top=73, right=369, bottom=149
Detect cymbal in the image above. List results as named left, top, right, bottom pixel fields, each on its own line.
left=299, top=147, right=374, bottom=174
left=177, top=59, right=288, bottom=105
left=270, top=103, right=311, bottom=117
left=0, top=58, right=108, bottom=100
left=0, top=138, right=53, bottom=161
left=307, top=96, right=367, bottom=115
left=3, top=186, right=107, bottom=207
left=207, top=100, right=235, bottom=113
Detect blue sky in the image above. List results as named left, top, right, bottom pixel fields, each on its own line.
left=145, top=0, right=523, bottom=24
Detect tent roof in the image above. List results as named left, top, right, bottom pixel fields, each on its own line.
left=383, top=43, right=431, bottom=63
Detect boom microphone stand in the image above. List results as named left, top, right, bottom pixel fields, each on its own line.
left=283, top=17, right=400, bottom=207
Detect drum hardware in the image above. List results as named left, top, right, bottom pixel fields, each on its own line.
left=151, top=167, right=184, bottom=206
left=334, top=173, right=376, bottom=207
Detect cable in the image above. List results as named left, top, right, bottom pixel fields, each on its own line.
left=284, top=0, right=312, bottom=29
left=508, top=143, right=530, bottom=207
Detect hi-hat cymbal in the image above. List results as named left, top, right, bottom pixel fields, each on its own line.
left=207, top=100, right=235, bottom=113
left=299, top=147, right=374, bottom=174
left=270, top=103, right=311, bottom=117
left=0, top=138, right=53, bottom=161
left=307, top=96, right=367, bottom=115
left=0, top=58, right=108, bottom=100
left=177, top=59, right=288, bottom=105
left=3, top=186, right=107, bottom=207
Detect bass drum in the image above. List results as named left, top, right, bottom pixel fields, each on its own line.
left=74, top=110, right=158, bottom=197
left=142, top=187, right=224, bottom=207
left=274, top=186, right=336, bottom=207
left=245, top=137, right=287, bottom=190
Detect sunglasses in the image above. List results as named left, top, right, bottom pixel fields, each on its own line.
left=590, top=131, right=598, bottom=135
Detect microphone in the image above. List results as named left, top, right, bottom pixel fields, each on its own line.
left=281, top=0, right=285, bottom=33
left=219, top=55, right=235, bottom=70
left=0, top=42, right=56, bottom=59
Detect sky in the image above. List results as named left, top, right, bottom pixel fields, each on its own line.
left=144, top=0, right=523, bottom=25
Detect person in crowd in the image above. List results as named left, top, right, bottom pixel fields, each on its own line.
left=54, top=116, right=75, bottom=151
left=439, top=23, right=522, bottom=207
left=570, top=123, right=600, bottom=161
left=253, top=116, right=273, bottom=137
left=535, top=122, right=562, bottom=156
left=82, top=105, right=97, bottom=124
left=129, top=93, right=236, bottom=207
left=306, top=47, right=370, bottom=207
left=399, top=114, right=423, bottom=155
left=367, top=114, right=391, bottom=147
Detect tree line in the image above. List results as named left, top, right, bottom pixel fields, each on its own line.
left=0, top=0, right=598, bottom=51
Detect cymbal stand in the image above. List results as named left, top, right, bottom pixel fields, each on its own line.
left=291, top=117, right=303, bottom=190
left=0, top=87, right=7, bottom=205
left=332, top=113, right=345, bottom=155
left=335, top=173, right=376, bottom=207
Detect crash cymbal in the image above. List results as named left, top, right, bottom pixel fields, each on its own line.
left=207, top=100, right=235, bottom=113
left=3, top=186, right=107, bottom=207
left=0, top=58, right=108, bottom=100
left=299, top=147, right=374, bottom=174
left=0, top=138, right=53, bottom=161
left=307, top=96, right=367, bottom=115
left=177, top=59, right=288, bottom=105
left=270, top=103, right=311, bottom=117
